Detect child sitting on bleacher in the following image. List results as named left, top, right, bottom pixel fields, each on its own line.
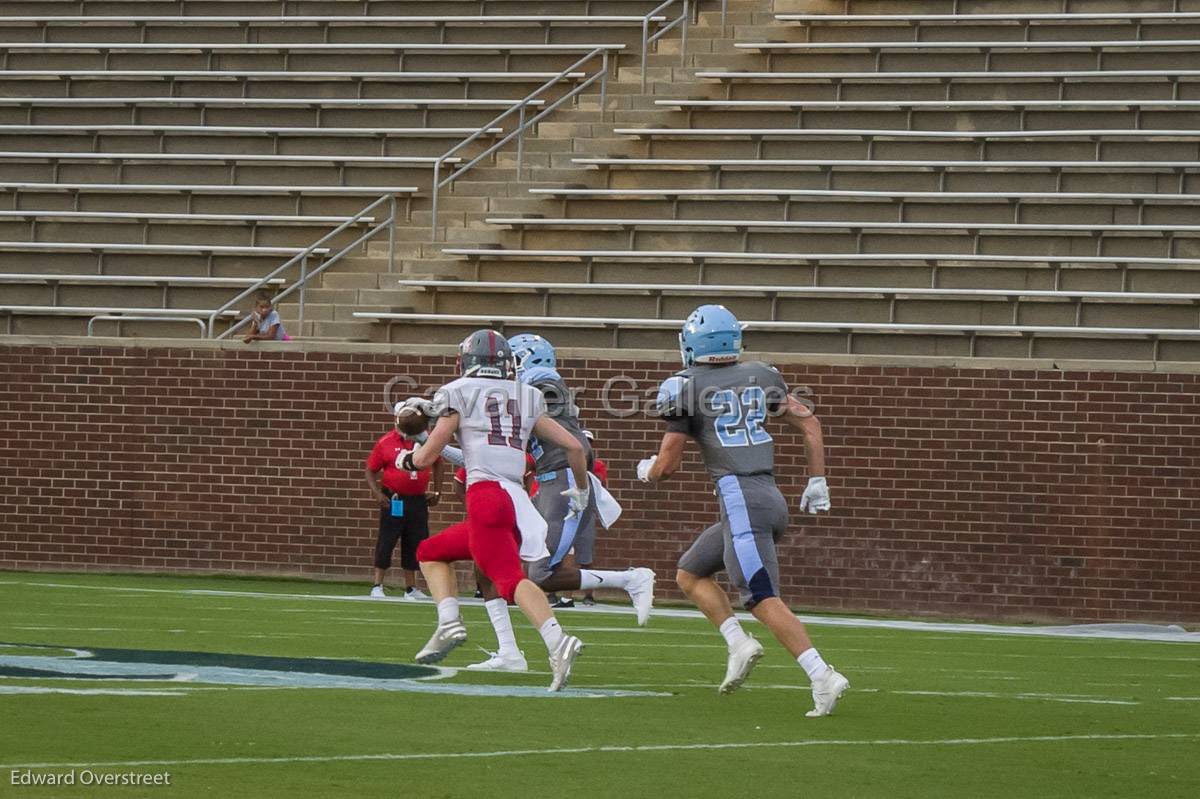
left=243, top=291, right=291, bottom=343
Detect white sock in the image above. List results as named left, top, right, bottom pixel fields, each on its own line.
left=538, top=618, right=565, bottom=652
left=579, top=569, right=632, bottom=590
left=485, top=598, right=520, bottom=657
left=798, top=647, right=829, bottom=682
left=436, top=597, right=460, bottom=626
left=718, top=617, right=750, bottom=650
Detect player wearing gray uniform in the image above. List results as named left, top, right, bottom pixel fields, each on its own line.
left=523, top=363, right=597, bottom=579
left=639, top=305, right=850, bottom=718
left=668, top=360, right=792, bottom=609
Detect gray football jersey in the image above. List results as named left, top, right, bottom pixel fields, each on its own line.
left=662, top=361, right=789, bottom=479
left=523, top=366, right=592, bottom=474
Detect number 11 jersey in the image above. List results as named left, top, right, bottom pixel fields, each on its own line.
left=436, top=376, right=547, bottom=487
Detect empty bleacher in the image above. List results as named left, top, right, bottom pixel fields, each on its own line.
left=4, top=0, right=1200, bottom=363
left=354, top=0, right=1200, bottom=362
left=0, top=2, right=673, bottom=337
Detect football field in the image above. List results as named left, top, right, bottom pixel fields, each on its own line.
left=1, top=572, right=1197, bottom=799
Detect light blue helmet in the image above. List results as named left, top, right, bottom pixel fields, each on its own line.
left=508, top=333, right=556, bottom=374
left=679, top=304, right=742, bottom=367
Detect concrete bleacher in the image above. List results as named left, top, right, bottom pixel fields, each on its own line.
left=0, top=2, right=667, bottom=338
left=349, top=0, right=1200, bottom=362
left=4, top=0, right=1200, bottom=362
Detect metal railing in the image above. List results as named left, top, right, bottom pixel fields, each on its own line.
left=429, top=45, right=616, bottom=238
left=429, top=3, right=692, bottom=236
left=89, top=315, right=208, bottom=337
left=205, top=5, right=698, bottom=329
left=209, top=193, right=403, bottom=339
left=641, top=0, right=690, bottom=91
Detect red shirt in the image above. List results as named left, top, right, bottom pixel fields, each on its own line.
left=455, top=453, right=538, bottom=496
left=591, top=458, right=608, bottom=487
left=366, top=430, right=432, bottom=496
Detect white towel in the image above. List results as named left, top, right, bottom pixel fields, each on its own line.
left=499, top=480, right=550, bottom=562
left=588, top=472, right=622, bottom=528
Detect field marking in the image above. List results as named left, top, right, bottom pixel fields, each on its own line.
left=3, top=579, right=1196, bottom=644
left=892, top=690, right=1139, bottom=706
left=1166, top=696, right=1200, bottom=701
left=3, top=732, right=1195, bottom=771
left=0, top=686, right=188, bottom=697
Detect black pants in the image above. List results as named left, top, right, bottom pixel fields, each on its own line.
left=375, top=493, right=430, bottom=571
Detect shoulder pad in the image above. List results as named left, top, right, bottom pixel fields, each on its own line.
left=520, top=365, right=562, bottom=386
left=653, top=374, right=691, bottom=417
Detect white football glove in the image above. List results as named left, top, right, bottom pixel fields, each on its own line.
left=561, top=485, right=591, bottom=521
left=395, top=396, right=436, bottom=417
left=799, top=476, right=831, bottom=514
left=636, top=456, right=658, bottom=483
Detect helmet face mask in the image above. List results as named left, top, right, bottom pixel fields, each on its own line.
left=679, top=304, right=743, bottom=367
left=457, top=329, right=514, bottom=380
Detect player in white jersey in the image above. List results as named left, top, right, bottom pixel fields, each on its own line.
left=403, top=329, right=591, bottom=692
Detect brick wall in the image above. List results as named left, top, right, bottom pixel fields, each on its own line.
left=1, top=342, right=1197, bottom=623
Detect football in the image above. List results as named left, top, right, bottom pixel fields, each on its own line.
left=395, top=407, right=432, bottom=437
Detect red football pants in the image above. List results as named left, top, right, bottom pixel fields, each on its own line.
left=416, top=479, right=525, bottom=602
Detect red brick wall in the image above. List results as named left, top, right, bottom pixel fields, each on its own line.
left=1, top=342, right=1197, bottom=623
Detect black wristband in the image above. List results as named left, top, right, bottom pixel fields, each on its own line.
left=400, top=451, right=418, bottom=472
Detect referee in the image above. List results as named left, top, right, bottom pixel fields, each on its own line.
left=364, top=402, right=442, bottom=599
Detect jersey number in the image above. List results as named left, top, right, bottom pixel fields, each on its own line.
left=711, top=387, right=772, bottom=448
left=486, top=398, right=523, bottom=450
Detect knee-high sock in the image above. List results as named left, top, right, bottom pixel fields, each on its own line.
left=579, top=569, right=634, bottom=590
left=484, top=598, right=520, bottom=657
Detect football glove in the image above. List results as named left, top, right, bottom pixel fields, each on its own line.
left=561, top=485, right=591, bottom=521
left=396, top=396, right=436, bottom=417
left=799, top=476, right=831, bottom=514
left=399, top=441, right=423, bottom=473
left=636, top=456, right=657, bottom=483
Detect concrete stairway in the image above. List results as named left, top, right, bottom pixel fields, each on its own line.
left=302, top=0, right=763, bottom=341
left=331, top=0, right=1200, bottom=362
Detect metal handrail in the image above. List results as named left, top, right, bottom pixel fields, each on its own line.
left=89, top=315, right=207, bottom=337
left=429, top=45, right=616, bottom=238
left=428, top=3, right=694, bottom=236
left=642, top=0, right=690, bottom=92
left=209, top=193, right=401, bottom=339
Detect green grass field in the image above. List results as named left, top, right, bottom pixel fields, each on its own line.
left=1, top=571, right=1197, bottom=799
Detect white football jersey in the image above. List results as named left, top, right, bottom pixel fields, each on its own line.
left=435, top=376, right=547, bottom=487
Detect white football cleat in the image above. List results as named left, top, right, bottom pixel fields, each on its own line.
left=547, top=635, right=584, bottom=692
left=369, top=585, right=386, bottom=599
left=465, top=650, right=529, bottom=672
left=415, top=619, right=467, bottom=664
left=806, top=666, right=850, bottom=717
left=403, top=588, right=429, bottom=601
left=625, top=568, right=656, bottom=626
left=718, top=635, right=764, bottom=695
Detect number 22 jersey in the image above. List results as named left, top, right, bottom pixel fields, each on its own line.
left=660, top=361, right=789, bottom=480
left=436, top=376, right=547, bottom=487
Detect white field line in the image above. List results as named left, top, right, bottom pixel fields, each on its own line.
left=539, top=679, right=1137, bottom=704
left=891, top=690, right=1139, bottom=706
left=2, top=733, right=1195, bottom=771
left=0, top=686, right=189, bottom=696
left=3, top=579, right=1196, bottom=644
